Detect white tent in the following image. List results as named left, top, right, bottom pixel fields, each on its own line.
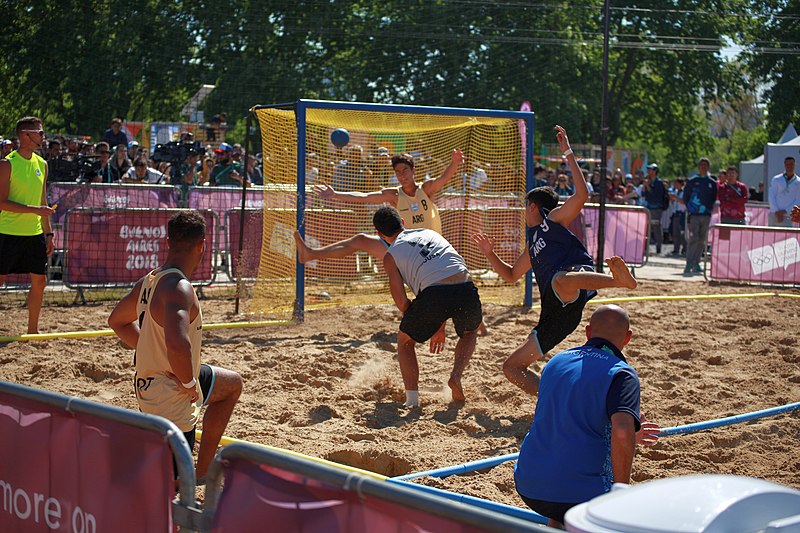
left=739, top=154, right=764, bottom=188
left=738, top=124, right=799, bottom=190
left=777, top=123, right=798, bottom=144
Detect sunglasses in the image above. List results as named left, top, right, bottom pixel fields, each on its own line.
left=22, top=129, right=45, bottom=136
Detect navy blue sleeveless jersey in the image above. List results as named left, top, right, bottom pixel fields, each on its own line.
left=527, top=208, right=594, bottom=291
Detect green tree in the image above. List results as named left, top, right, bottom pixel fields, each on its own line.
left=745, top=0, right=800, bottom=140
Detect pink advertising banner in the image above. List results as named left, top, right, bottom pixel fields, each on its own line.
left=63, top=209, right=214, bottom=286
left=211, top=459, right=491, bottom=533
left=187, top=186, right=296, bottom=218
left=0, top=391, right=175, bottom=532
left=710, top=225, right=800, bottom=285
left=710, top=202, right=775, bottom=227
left=582, top=206, right=649, bottom=266
left=49, top=183, right=180, bottom=249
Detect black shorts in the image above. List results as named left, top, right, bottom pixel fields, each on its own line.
left=534, top=277, right=595, bottom=355
left=183, top=363, right=215, bottom=450
left=518, top=492, right=578, bottom=525
left=0, top=233, right=47, bottom=276
left=400, top=282, right=482, bottom=343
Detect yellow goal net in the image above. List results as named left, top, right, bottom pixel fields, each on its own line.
left=246, top=100, right=533, bottom=319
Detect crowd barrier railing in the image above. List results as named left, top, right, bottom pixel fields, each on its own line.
left=202, top=442, right=552, bottom=533
left=62, top=208, right=218, bottom=288
left=0, top=380, right=199, bottom=532
left=710, top=224, right=800, bottom=287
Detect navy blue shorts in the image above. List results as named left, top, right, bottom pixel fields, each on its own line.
left=534, top=277, right=595, bottom=355
left=0, top=233, right=47, bottom=276
left=518, top=492, right=578, bottom=525
left=183, top=363, right=215, bottom=450
left=400, top=281, right=482, bottom=343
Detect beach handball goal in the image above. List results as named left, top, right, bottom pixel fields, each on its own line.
left=246, top=100, right=534, bottom=319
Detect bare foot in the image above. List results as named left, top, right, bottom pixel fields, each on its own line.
left=429, top=325, right=446, bottom=354
left=448, top=375, right=466, bottom=402
left=293, top=231, right=311, bottom=264
left=605, top=256, right=637, bottom=289
left=477, top=319, right=489, bottom=337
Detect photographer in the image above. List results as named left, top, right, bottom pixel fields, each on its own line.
left=123, top=157, right=166, bottom=184
left=89, top=142, right=120, bottom=183
left=170, top=148, right=201, bottom=206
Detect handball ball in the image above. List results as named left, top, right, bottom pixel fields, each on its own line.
left=331, top=128, right=350, bottom=148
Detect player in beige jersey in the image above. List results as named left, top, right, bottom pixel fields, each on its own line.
left=109, top=211, right=242, bottom=482
left=294, top=149, right=459, bottom=262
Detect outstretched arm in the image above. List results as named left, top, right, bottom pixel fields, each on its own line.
left=314, top=183, right=398, bottom=205
left=422, top=148, right=464, bottom=197
left=383, top=253, right=411, bottom=313
left=548, top=125, right=588, bottom=227
left=472, top=232, right=531, bottom=283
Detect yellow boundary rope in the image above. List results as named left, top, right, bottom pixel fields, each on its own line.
left=1, top=291, right=797, bottom=343
left=0, top=320, right=289, bottom=343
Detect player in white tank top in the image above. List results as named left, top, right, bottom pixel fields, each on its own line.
left=109, top=211, right=243, bottom=482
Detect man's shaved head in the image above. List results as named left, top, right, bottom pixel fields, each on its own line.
left=586, top=304, right=632, bottom=349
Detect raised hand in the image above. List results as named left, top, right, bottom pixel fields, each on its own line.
left=451, top=148, right=464, bottom=166
left=472, top=232, right=496, bottom=257
left=554, top=125, right=571, bottom=153
left=313, top=183, right=336, bottom=199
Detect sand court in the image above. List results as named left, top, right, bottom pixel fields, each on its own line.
left=1, top=279, right=798, bottom=509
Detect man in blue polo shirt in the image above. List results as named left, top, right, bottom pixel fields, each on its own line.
left=682, top=157, right=717, bottom=274
left=514, top=304, right=659, bottom=528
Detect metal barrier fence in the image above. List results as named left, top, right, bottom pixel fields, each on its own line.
left=710, top=224, right=800, bottom=287
left=0, top=380, right=199, bottom=532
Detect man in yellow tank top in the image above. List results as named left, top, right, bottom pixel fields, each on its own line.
left=0, top=116, right=55, bottom=334
left=293, top=149, right=471, bottom=350
left=109, top=211, right=243, bottom=482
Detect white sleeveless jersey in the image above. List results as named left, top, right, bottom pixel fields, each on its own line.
left=387, top=229, right=468, bottom=295
left=134, top=268, right=203, bottom=431
left=396, top=185, right=442, bottom=234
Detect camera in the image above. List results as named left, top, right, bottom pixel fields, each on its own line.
left=152, top=141, right=202, bottom=164
left=48, top=155, right=101, bottom=182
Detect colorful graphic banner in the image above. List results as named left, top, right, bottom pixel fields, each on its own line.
left=0, top=391, right=174, bottom=532
left=64, top=209, right=214, bottom=286
left=711, top=225, right=800, bottom=284
left=49, top=184, right=180, bottom=249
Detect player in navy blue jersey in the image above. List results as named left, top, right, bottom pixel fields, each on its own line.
left=474, top=125, right=637, bottom=396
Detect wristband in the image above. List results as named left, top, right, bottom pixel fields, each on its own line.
left=563, top=148, right=573, bottom=157
left=181, top=377, right=196, bottom=389
left=45, top=233, right=54, bottom=237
